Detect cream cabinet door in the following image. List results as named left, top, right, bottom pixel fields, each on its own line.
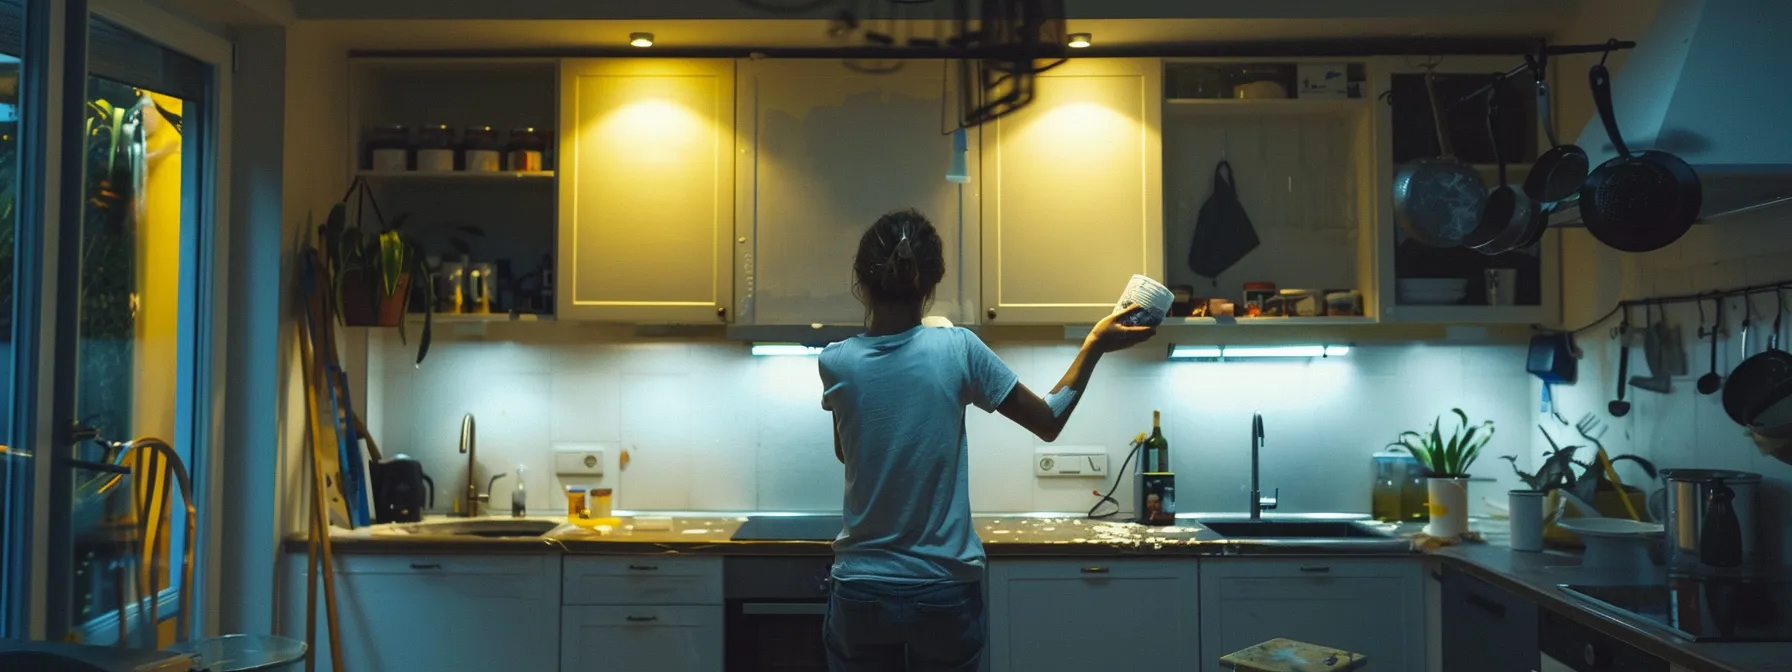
left=558, top=59, right=735, bottom=323
left=980, top=58, right=1163, bottom=324
left=736, top=59, right=977, bottom=326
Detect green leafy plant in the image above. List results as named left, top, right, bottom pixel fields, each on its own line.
left=1389, top=408, right=1493, bottom=478
left=1503, top=425, right=1657, bottom=502
left=318, top=178, right=433, bottom=364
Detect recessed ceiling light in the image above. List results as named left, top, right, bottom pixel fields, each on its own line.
left=630, top=32, right=655, bottom=48
left=1067, top=33, right=1092, bottom=49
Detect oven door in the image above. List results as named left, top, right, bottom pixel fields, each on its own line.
left=725, top=600, right=828, bottom=671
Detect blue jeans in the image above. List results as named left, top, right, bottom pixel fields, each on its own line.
left=824, top=578, right=985, bottom=672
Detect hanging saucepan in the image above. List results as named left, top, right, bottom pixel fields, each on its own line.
left=1393, top=71, right=1487, bottom=247
left=1579, top=63, right=1702, bottom=253
left=1726, top=290, right=1792, bottom=427
left=1470, top=83, right=1539, bottom=255
left=1523, top=56, right=1589, bottom=204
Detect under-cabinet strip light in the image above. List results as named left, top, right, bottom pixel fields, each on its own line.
left=1167, top=344, right=1350, bottom=360
left=751, top=343, right=824, bottom=357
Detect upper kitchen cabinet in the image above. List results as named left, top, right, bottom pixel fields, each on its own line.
left=980, top=58, right=1163, bottom=325
left=347, top=59, right=560, bottom=319
left=1160, top=60, right=1379, bottom=325
left=1373, top=57, right=1560, bottom=325
left=735, top=60, right=976, bottom=327
left=558, top=59, right=735, bottom=323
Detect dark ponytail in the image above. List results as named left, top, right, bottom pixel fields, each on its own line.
left=853, top=209, right=945, bottom=308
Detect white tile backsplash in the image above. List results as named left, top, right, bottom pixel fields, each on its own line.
left=367, top=325, right=1534, bottom=517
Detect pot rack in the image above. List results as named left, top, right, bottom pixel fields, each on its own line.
left=1555, top=278, right=1792, bottom=337
left=351, top=38, right=1637, bottom=60
left=1445, top=39, right=1636, bottom=112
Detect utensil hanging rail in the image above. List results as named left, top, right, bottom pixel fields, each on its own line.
left=1448, top=39, right=1638, bottom=111
left=1552, top=278, right=1792, bottom=336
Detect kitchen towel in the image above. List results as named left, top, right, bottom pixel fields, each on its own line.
left=1114, top=274, right=1173, bottom=327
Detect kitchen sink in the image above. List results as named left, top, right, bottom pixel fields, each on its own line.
left=1198, top=521, right=1395, bottom=539
left=394, top=519, right=559, bottom=538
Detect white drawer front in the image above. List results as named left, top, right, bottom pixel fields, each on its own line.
left=563, top=556, right=723, bottom=606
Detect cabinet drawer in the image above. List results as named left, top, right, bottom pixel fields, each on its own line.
left=323, top=553, right=555, bottom=577
left=563, top=556, right=723, bottom=606
left=991, top=559, right=1196, bottom=582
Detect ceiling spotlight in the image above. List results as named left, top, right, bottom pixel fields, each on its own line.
left=630, top=32, right=655, bottom=48
left=1067, top=33, right=1092, bottom=49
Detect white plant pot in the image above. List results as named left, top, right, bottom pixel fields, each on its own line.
left=1423, top=477, right=1470, bottom=538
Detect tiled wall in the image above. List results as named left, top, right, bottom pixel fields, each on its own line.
left=1549, top=209, right=1792, bottom=564
left=366, top=323, right=1535, bottom=517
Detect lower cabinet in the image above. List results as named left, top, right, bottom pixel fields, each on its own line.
left=562, top=605, right=724, bottom=671
left=1442, top=564, right=1539, bottom=672
left=281, top=553, right=561, bottom=672
left=987, top=559, right=1202, bottom=671
left=1199, top=559, right=1424, bottom=672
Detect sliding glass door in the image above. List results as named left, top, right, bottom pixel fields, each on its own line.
left=0, top=0, right=46, bottom=641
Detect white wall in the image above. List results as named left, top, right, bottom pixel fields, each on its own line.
left=365, top=326, right=1533, bottom=517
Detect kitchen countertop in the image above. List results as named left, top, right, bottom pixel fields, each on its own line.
left=283, top=513, right=1792, bottom=672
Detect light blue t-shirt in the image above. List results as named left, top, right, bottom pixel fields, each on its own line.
left=819, top=326, right=1019, bottom=584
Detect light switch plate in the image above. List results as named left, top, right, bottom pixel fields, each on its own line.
left=1034, top=446, right=1107, bottom=478
left=554, top=447, right=605, bottom=476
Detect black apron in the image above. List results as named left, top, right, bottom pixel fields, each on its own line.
left=1187, top=160, right=1259, bottom=282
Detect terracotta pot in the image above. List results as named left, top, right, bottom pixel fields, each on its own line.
left=340, top=270, right=411, bottom=328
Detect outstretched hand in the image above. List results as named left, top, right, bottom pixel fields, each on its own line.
left=1087, top=304, right=1157, bottom=353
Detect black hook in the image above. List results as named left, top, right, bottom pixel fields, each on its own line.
left=1599, top=38, right=1619, bottom=66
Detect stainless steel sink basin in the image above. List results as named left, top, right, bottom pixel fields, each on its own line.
left=393, top=519, right=558, bottom=538
left=1199, top=520, right=1395, bottom=539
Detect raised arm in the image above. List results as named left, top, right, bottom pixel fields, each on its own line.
left=997, top=305, right=1155, bottom=442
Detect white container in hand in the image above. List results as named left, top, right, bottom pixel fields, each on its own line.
left=1114, top=274, right=1173, bottom=327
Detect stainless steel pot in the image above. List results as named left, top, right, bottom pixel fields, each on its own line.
left=1650, top=469, right=1761, bottom=575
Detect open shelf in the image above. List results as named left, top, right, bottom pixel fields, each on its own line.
left=358, top=170, right=555, bottom=181
left=1161, top=316, right=1377, bottom=327
left=1165, top=98, right=1369, bottom=118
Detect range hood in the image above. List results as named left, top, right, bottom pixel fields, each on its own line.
left=1569, top=0, right=1792, bottom=222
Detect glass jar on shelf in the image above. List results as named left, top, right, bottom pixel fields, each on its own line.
left=462, top=125, right=502, bottom=172
left=506, top=127, right=546, bottom=172
left=365, top=124, right=410, bottom=172
left=415, top=123, right=456, bottom=172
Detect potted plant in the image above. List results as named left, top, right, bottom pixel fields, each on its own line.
left=1502, top=424, right=1657, bottom=548
left=319, top=178, right=433, bottom=363
left=1389, top=408, right=1493, bottom=539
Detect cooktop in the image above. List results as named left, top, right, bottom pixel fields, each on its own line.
left=1560, top=578, right=1792, bottom=642
left=731, top=515, right=843, bottom=542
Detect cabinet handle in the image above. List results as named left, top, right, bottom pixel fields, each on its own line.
left=716, top=306, right=727, bottom=318
left=1465, top=592, right=1507, bottom=619
left=627, top=564, right=660, bottom=571
left=625, top=615, right=659, bottom=623
left=1298, top=565, right=1331, bottom=573
left=1080, top=566, right=1109, bottom=574
left=987, top=308, right=997, bottom=320
left=409, top=563, right=442, bottom=570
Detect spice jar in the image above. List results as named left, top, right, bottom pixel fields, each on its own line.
left=506, top=127, right=546, bottom=172
left=366, top=124, right=411, bottom=172
left=1242, top=282, right=1278, bottom=317
left=415, top=124, right=456, bottom=172
left=589, top=488, right=613, bottom=519
left=564, top=486, right=589, bottom=519
left=462, top=125, right=502, bottom=172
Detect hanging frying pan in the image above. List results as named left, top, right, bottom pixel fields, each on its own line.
left=1471, top=83, right=1539, bottom=255
left=1524, top=57, right=1589, bottom=203
left=1393, top=71, right=1487, bottom=247
left=1579, top=63, right=1702, bottom=253
left=1725, top=291, right=1792, bottom=426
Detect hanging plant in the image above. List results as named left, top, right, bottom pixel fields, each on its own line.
left=316, top=178, right=433, bottom=365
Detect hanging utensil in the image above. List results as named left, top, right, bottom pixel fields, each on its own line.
left=1610, top=306, right=1633, bottom=417
left=1579, top=61, right=1703, bottom=253
left=1725, top=290, right=1792, bottom=426
left=1631, top=303, right=1672, bottom=393
left=1524, top=54, right=1589, bottom=203
left=1698, top=298, right=1724, bottom=395
left=1393, top=70, right=1488, bottom=247
left=1469, top=83, right=1537, bottom=254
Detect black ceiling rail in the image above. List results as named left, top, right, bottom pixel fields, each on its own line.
left=349, top=37, right=1631, bottom=61
left=1445, top=39, right=1637, bottom=111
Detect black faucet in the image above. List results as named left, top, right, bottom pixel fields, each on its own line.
left=1251, top=412, right=1279, bottom=520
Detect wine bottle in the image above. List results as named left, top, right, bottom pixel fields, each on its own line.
left=1146, top=410, right=1169, bottom=472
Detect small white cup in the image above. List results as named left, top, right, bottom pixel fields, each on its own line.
left=1508, top=489, right=1545, bottom=552
left=1114, top=274, right=1172, bottom=327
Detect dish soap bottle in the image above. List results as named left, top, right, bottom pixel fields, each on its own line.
left=511, top=463, right=528, bottom=518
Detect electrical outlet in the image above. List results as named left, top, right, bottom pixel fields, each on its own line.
left=554, top=447, right=605, bottom=476
left=1034, top=447, right=1107, bottom=478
